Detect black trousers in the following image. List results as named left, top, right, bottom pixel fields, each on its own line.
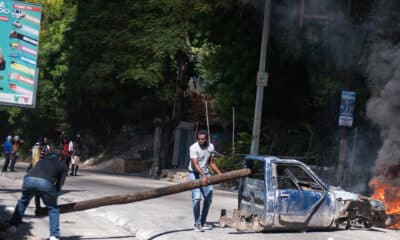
left=2, top=153, right=11, bottom=171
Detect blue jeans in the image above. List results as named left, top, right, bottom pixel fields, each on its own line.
left=10, top=152, right=18, bottom=171
left=11, top=176, right=60, bottom=237
left=2, top=152, right=11, bottom=171
left=189, top=172, right=213, bottom=225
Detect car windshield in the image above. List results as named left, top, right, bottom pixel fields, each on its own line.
left=277, top=164, right=324, bottom=191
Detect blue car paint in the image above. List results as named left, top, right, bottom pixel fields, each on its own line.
left=241, top=155, right=336, bottom=229
left=223, top=155, right=386, bottom=231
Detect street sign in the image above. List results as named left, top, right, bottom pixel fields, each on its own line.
left=338, top=90, right=356, bottom=127
left=256, top=72, right=268, bottom=86
left=0, top=0, right=42, bottom=108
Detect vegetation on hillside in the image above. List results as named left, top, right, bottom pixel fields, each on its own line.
left=0, top=0, right=382, bottom=170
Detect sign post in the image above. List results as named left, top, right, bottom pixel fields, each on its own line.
left=338, top=91, right=356, bottom=127
left=337, top=90, right=356, bottom=186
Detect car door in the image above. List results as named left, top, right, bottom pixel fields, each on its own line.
left=274, top=163, right=328, bottom=228
left=238, top=159, right=266, bottom=219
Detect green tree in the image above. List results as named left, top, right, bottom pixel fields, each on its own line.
left=0, top=0, right=76, bottom=146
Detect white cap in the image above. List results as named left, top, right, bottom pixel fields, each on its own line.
left=14, top=135, right=19, bottom=141
left=6, top=136, right=11, bottom=140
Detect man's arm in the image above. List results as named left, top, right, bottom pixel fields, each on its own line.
left=209, top=156, right=222, bottom=175
left=56, top=166, right=68, bottom=192
left=191, top=158, right=209, bottom=185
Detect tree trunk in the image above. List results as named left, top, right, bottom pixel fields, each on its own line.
left=174, top=49, right=192, bottom=121
left=158, top=118, right=177, bottom=172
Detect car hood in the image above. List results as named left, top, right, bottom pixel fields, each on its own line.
left=329, top=186, right=360, bottom=200
left=329, top=186, right=386, bottom=211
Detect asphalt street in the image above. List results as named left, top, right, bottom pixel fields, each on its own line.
left=0, top=161, right=399, bottom=240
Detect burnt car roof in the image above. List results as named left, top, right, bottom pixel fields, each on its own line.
left=245, top=155, right=310, bottom=165
left=245, top=155, right=329, bottom=190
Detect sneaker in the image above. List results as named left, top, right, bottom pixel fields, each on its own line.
left=193, top=224, right=204, bottom=232
left=49, top=236, right=59, bottom=240
left=200, top=223, right=213, bottom=230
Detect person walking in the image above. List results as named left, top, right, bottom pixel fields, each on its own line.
left=2, top=136, right=13, bottom=172
left=10, top=135, right=24, bottom=172
left=59, top=131, right=65, bottom=147
left=40, top=137, right=51, bottom=159
left=70, top=139, right=82, bottom=176
left=8, top=150, right=67, bottom=240
left=188, top=130, right=222, bottom=232
left=61, top=137, right=71, bottom=171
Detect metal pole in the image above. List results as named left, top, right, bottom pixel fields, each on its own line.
left=250, top=0, right=271, bottom=155
left=347, top=127, right=358, bottom=188
left=337, top=0, right=353, bottom=186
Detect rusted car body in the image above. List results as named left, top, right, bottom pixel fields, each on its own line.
left=219, top=155, right=387, bottom=231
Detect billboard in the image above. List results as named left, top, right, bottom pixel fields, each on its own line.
left=338, top=90, right=356, bottom=127
left=0, top=0, right=42, bottom=108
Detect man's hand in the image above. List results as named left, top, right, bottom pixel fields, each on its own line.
left=201, top=176, right=209, bottom=186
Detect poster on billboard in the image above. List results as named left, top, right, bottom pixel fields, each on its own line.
left=338, top=90, right=356, bottom=127
left=0, top=0, right=42, bottom=108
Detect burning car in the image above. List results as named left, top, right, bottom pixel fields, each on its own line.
left=219, top=155, right=388, bottom=231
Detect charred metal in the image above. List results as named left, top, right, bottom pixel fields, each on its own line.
left=219, top=156, right=389, bottom=232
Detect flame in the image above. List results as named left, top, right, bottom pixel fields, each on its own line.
left=370, top=176, right=400, bottom=229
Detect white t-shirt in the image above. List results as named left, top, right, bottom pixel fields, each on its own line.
left=188, top=142, right=215, bottom=174
left=68, top=141, right=74, bottom=152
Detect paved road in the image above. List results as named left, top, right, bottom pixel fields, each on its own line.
left=0, top=161, right=400, bottom=240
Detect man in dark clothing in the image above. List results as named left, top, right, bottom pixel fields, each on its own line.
left=2, top=136, right=12, bottom=172
left=9, top=151, right=67, bottom=240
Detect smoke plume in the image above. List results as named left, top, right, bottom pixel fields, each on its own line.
left=366, top=1, right=400, bottom=176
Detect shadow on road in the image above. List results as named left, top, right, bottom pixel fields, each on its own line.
left=0, top=204, right=34, bottom=240
left=59, top=189, right=86, bottom=195
left=146, top=228, right=193, bottom=240
left=62, top=235, right=134, bottom=239
left=0, top=188, right=22, bottom=193
left=147, top=221, right=224, bottom=240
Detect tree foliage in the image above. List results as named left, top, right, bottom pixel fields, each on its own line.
left=0, top=0, right=378, bottom=166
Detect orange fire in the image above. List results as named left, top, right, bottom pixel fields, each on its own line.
left=370, top=176, right=400, bottom=229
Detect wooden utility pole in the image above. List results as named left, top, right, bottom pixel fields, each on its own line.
left=36, top=168, right=251, bottom=216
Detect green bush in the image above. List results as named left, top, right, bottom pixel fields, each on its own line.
left=213, top=154, right=244, bottom=189
left=214, top=154, right=243, bottom=173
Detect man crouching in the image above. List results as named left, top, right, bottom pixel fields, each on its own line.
left=8, top=150, right=67, bottom=240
